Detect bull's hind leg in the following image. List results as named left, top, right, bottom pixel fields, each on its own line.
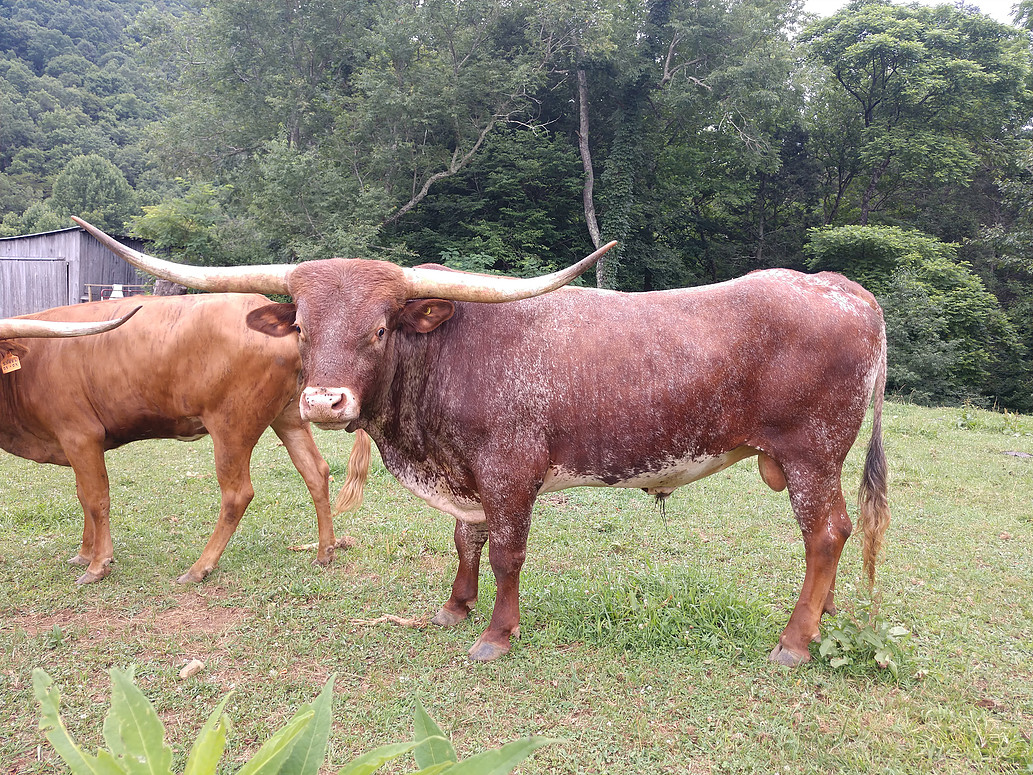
left=271, top=415, right=336, bottom=565
left=64, top=436, right=114, bottom=584
left=432, top=520, right=489, bottom=627
left=178, top=427, right=259, bottom=584
left=770, top=465, right=853, bottom=666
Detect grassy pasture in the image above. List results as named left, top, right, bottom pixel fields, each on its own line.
left=1, top=401, right=1031, bottom=774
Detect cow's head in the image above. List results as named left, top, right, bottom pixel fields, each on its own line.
left=0, top=310, right=140, bottom=371
left=72, top=216, right=614, bottom=428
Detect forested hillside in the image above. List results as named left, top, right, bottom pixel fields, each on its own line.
left=1, top=0, right=1031, bottom=411
left=0, top=0, right=190, bottom=231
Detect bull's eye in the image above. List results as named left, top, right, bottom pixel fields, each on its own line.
left=376, top=327, right=386, bottom=339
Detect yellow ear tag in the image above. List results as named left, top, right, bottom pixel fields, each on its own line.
left=425, top=306, right=433, bottom=315
left=1, top=353, right=21, bottom=374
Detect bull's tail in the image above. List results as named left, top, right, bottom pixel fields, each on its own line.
left=333, top=429, right=372, bottom=516
left=858, top=335, right=891, bottom=591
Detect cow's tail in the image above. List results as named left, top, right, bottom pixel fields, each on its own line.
left=333, top=430, right=372, bottom=516
left=858, top=334, right=891, bottom=591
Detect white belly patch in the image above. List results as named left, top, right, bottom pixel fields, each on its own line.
left=395, top=447, right=756, bottom=525
left=540, top=446, right=755, bottom=494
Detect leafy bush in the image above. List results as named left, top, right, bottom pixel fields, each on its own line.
left=805, top=225, right=1029, bottom=409
left=813, top=595, right=911, bottom=679
left=33, top=667, right=554, bottom=775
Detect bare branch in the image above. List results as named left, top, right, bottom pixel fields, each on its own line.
left=382, top=112, right=503, bottom=226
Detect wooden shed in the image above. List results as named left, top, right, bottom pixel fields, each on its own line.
left=0, top=226, right=149, bottom=317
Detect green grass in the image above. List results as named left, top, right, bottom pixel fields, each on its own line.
left=1, top=401, right=1031, bottom=773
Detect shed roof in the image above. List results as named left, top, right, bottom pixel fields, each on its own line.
left=0, top=226, right=134, bottom=242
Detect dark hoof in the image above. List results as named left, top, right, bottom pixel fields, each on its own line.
left=176, top=569, right=206, bottom=585
left=769, top=642, right=809, bottom=667
left=431, top=607, right=468, bottom=627
left=468, top=635, right=510, bottom=662
left=76, top=567, right=109, bottom=585
left=68, top=554, right=91, bottom=567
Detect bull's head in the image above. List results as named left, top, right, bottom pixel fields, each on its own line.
left=72, top=216, right=614, bottom=428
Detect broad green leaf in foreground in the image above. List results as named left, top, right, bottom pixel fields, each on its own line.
left=336, top=740, right=425, bottom=775
left=234, top=708, right=314, bottom=775
left=281, top=675, right=336, bottom=775
left=413, top=699, right=457, bottom=769
left=33, top=669, right=123, bottom=775
left=183, top=691, right=234, bottom=775
left=440, top=737, right=557, bottom=775
left=103, top=666, right=174, bottom=775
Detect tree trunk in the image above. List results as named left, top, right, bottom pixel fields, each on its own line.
left=576, top=69, right=609, bottom=287
left=860, top=156, right=892, bottom=226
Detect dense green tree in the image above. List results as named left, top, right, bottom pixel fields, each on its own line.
left=518, top=0, right=805, bottom=288
left=0, top=0, right=175, bottom=222
left=145, top=0, right=556, bottom=262
left=50, top=153, right=137, bottom=231
left=384, top=129, right=593, bottom=276
left=801, top=0, right=1032, bottom=228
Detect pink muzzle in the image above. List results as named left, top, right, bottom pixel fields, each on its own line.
left=300, top=386, right=360, bottom=427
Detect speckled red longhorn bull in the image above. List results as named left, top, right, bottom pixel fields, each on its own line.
left=79, top=214, right=890, bottom=666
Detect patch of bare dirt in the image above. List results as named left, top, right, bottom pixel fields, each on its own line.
left=4, top=587, right=245, bottom=641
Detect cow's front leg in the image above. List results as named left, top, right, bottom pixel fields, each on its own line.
left=65, top=437, right=113, bottom=584
left=68, top=514, right=94, bottom=568
left=770, top=473, right=852, bottom=666
left=178, top=429, right=257, bottom=584
left=432, top=520, right=489, bottom=627
left=272, top=416, right=335, bottom=565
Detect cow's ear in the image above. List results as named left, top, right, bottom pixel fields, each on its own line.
left=1, top=341, right=29, bottom=360
left=246, top=303, right=298, bottom=337
left=399, top=299, right=455, bottom=334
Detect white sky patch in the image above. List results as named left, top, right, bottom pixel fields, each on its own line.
left=803, top=0, right=1020, bottom=25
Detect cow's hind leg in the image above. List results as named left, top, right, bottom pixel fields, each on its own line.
left=770, top=465, right=852, bottom=666
left=178, top=428, right=258, bottom=584
left=271, top=415, right=336, bottom=565
left=64, top=436, right=113, bottom=584
left=432, top=520, right=489, bottom=627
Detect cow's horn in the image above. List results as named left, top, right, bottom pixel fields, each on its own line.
left=0, top=307, right=141, bottom=339
left=403, top=241, right=618, bottom=302
left=72, top=217, right=292, bottom=294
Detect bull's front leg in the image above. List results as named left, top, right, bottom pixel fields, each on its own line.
left=466, top=485, right=537, bottom=662
left=431, top=520, right=489, bottom=627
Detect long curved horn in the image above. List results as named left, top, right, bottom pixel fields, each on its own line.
left=0, top=307, right=141, bottom=339
left=72, top=217, right=292, bottom=295
left=403, top=241, right=617, bottom=302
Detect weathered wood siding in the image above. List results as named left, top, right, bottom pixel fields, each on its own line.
left=0, top=227, right=148, bottom=315
left=0, top=258, right=68, bottom=317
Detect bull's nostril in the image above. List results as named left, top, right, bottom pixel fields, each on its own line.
left=300, top=387, right=358, bottom=424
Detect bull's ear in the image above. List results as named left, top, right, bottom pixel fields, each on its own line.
left=246, top=303, right=298, bottom=337
left=399, top=299, right=455, bottom=334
